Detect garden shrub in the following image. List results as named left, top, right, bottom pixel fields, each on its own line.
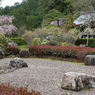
left=10, top=37, right=27, bottom=46
left=22, top=30, right=37, bottom=47
left=68, top=28, right=78, bottom=35
left=0, top=83, right=41, bottom=95
left=33, top=29, right=47, bottom=41
left=75, top=38, right=95, bottom=48
left=29, top=46, right=76, bottom=58
left=75, top=38, right=87, bottom=46
left=45, top=27, right=61, bottom=42
left=61, top=32, right=77, bottom=45
left=4, top=46, right=20, bottom=56
left=0, top=34, right=7, bottom=47
left=19, top=50, right=29, bottom=58
left=32, top=38, right=41, bottom=46
left=45, top=25, right=58, bottom=29
left=34, top=27, right=61, bottom=41
left=29, top=46, right=43, bottom=57
left=62, top=42, right=68, bottom=46
left=47, top=40, right=58, bottom=46
left=29, top=45, right=95, bottom=61
left=41, top=39, right=49, bottom=45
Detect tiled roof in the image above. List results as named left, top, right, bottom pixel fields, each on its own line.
left=74, top=11, right=95, bottom=25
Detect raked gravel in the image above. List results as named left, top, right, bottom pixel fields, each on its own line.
left=0, top=58, right=95, bottom=95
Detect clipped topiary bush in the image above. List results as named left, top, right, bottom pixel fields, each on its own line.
left=75, top=38, right=87, bottom=46
left=4, top=46, right=20, bottom=56
left=75, top=38, right=95, bottom=48
left=0, top=83, right=41, bottom=95
left=10, top=37, right=27, bottom=46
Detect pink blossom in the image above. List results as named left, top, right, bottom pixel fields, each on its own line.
left=0, top=15, right=17, bottom=37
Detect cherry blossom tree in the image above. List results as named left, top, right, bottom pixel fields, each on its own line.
left=0, top=15, right=17, bottom=37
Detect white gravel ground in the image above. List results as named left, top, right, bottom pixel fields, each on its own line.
left=0, top=58, right=95, bottom=95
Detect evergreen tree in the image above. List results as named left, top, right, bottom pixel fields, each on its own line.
left=42, top=9, right=63, bottom=27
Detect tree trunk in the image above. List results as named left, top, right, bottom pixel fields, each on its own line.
left=57, top=20, right=60, bottom=27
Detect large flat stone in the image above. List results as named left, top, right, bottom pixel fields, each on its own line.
left=61, top=72, right=95, bottom=91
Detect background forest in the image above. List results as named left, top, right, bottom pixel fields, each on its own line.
left=0, top=0, right=74, bottom=31
left=0, top=0, right=95, bottom=47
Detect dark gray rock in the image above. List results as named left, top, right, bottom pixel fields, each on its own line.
left=0, top=49, right=4, bottom=59
left=7, top=42, right=18, bottom=47
left=9, top=57, right=28, bottom=68
left=85, top=55, right=95, bottom=65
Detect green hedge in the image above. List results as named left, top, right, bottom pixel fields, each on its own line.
left=75, top=38, right=95, bottom=48
left=10, top=38, right=27, bottom=46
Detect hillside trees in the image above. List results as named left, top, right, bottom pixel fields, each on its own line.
left=26, top=15, right=41, bottom=30
left=72, top=0, right=94, bottom=14
left=14, top=2, right=20, bottom=8
left=0, top=0, right=76, bottom=32
left=42, top=9, right=63, bottom=27
left=12, top=0, right=41, bottom=31
left=25, top=0, right=39, bottom=10
left=38, top=0, right=73, bottom=16
left=12, top=7, right=26, bottom=27
left=55, top=0, right=74, bottom=14
left=0, top=0, right=93, bottom=32
left=2, top=6, right=10, bottom=15
left=38, top=0, right=49, bottom=17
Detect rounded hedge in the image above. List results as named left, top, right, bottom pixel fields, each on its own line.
left=4, top=46, right=20, bottom=56
left=10, top=37, right=27, bottom=46
left=75, top=38, right=95, bottom=48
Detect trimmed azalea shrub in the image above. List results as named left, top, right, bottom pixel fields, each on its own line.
left=4, top=46, right=20, bottom=56
left=29, top=45, right=95, bottom=61
left=0, top=83, right=41, bottom=95
left=29, top=45, right=76, bottom=58
left=29, top=46, right=43, bottom=57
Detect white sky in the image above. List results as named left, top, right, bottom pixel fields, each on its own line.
left=0, top=0, right=23, bottom=8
